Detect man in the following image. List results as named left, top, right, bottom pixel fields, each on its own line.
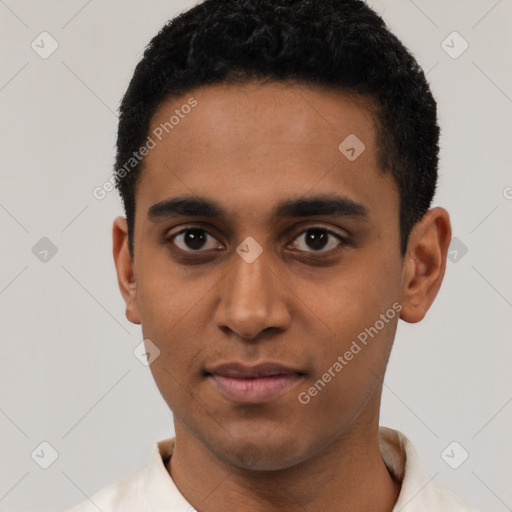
left=70, top=0, right=476, bottom=510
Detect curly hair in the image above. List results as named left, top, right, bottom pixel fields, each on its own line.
left=115, top=0, right=439, bottom=259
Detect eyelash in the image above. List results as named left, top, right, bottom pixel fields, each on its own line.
left=165, top=225, right=349, bottom=259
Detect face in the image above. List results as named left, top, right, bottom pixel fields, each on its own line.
left=117, top=81, right=409, bottom=471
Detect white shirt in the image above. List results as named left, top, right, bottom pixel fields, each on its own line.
left=67, top=427, right=476, bottom=511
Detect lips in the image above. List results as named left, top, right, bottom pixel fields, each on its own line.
left=205, top=362, right=305, bottom=404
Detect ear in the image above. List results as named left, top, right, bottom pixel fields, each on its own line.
left=112, top=216, right=141, bottom=325
left=400, top=207, right=452, bottom=323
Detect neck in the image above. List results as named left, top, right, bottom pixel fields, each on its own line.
left=167, top=409, right=401, bottom=511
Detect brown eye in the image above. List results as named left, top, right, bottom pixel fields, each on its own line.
left=171, top=228, right=219, bottom=252
left=291, top=228, right=345, bottom=253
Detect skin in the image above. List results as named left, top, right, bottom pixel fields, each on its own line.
left=112, top=81, right=451, bottom=511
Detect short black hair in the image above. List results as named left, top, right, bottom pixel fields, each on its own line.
left=115, top=0, right=439, bottom=259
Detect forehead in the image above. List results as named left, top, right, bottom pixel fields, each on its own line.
left=135, top=81, right=397, bottom=223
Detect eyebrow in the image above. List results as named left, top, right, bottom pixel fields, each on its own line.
left=147, top=194, right=369, bottom=222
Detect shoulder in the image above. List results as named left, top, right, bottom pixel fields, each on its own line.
left=65, top=437, right=184, bottom=512
left=65, top=468, right=149, bottom=512
left=416, top=478, right=478, bottom=512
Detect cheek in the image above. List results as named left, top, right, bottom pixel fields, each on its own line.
left=297, top=318, right=397, bottom=430
left=135, top=270, right=208, bottom=382
left=142, top=308, right=207, bottom=416
left=299, top=261, right=400, bottom=343
left=135, top=254, right=205, bottom=333
left=293, top=258, right=400, bottom=412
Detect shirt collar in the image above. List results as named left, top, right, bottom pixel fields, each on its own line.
left=379, top=426, right=435, bottom=511
left=145, top=437, right=192, bottom=512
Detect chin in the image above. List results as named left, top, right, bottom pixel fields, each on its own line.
left=207, top=432, right=315, bottom=472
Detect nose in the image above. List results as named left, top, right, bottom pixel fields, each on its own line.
left=214, top=250, right=292, bottom=340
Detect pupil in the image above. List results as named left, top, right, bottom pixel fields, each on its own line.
left=185, top=229, right=206, bottom=250
left=306, top=229, right=328, bottom=250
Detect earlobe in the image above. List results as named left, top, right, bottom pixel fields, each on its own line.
left=112, top=216, right=141, bottom=325
left=399, top=208, right=452, bottom=324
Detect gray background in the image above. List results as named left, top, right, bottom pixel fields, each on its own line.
left=1, top=0, right=511, bottom=510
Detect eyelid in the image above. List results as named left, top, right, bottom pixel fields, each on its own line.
left=166, top=226, right=223, bottom=253
left=286, top=226, right=348, bottom=253
left=285, top=219, right=349, bottom=239
left=287, top=222, right=348, bottom=240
